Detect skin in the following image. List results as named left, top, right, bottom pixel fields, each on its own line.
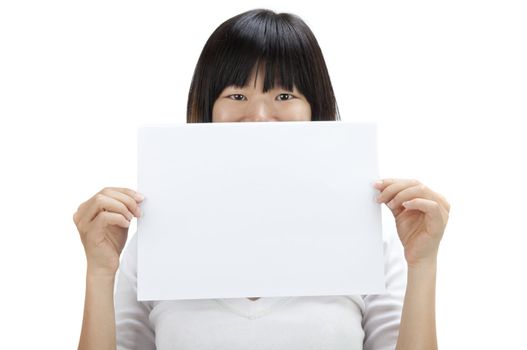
left=75, top=67, right=449, bottom=349
left=212, top=67, right=311, bottom=123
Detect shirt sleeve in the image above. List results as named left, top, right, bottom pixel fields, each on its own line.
left=362, top=228, right=407, bottom=350
left=115, top=231, right=156, bottom=350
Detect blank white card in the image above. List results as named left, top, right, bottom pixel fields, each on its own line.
left=137, top=121, right=385, bottom=301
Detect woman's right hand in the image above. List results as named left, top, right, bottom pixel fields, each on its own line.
left=73, top=187, right=144, bottom=276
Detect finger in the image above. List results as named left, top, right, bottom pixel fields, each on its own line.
left=102, top=189, right=142, bottom=218
left=74, top=188, right=144, bottom=229
left=385, top=184, right=436, bottom=212
left=100, top=187, right=144, bottom=203
left=92, top=211, right=131, bottom=230
left=83, top=194, right=134, bottom=224
left=402, top=198, right=448, bottom=225
left=87, top=187, right=144, bottom=222
left=436, top=192, right=451, bottom=212
left=375, top=179, right=421, bottom=204
left=373, top=178, right=418, bottom=191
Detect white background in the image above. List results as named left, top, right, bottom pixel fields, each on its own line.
left=1, top=0, right=525, bottom=348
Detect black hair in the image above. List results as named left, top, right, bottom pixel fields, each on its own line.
left=187, top=9, right=340, bottom=122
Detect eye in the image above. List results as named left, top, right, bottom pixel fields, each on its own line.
left=276, top=93, right=294, bottom=101
left=228, top=94, right=247, bottom=101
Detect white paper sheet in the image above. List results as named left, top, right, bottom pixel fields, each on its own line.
left=137, top=121, right=385, bottom=301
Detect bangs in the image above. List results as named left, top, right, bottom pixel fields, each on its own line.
left=210, top=11, right=314, bottom=95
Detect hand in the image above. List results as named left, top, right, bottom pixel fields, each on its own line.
left=73, top=187, right=144, bottom=276
left=374, top=179, right=450, bottom=268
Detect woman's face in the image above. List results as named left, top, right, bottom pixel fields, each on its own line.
left=212, top=68, right=312, bottom=122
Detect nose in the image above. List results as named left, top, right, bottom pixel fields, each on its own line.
left=243, top=99, right=277, bottom=122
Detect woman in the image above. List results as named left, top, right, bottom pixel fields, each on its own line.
left=74, top=9, right=450, bottom=350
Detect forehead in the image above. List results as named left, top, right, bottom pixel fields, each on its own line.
left=229, top=63, right=295, bottom=91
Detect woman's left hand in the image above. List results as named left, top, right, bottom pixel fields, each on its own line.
left=374, top=179, right=450, bottom=268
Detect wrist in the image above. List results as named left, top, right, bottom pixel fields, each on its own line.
left=407, top=259, right=438, bottom=284
left=407, top=258, right=437, bottom=271
left=86, top=265, right=117, bottom=280
left=406, top=250, right=438, bottom=270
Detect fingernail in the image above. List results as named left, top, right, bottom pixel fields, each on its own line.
left=387, top=200, right=395, bottom=209
left=373, top=180, right=383, bottom=188
left=135, top=193, right=145, bottom=202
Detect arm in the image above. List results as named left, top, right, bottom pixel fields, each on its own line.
left=73, top=187, right=144, bottom=350
left=374, top=179, right=450, bottom=350
left=396, top=260, right=438, bottom=350
left=79, top=272, right=117, bottom=350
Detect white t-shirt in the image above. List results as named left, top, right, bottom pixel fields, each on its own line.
left=115, top=230, right=407, bottom=350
